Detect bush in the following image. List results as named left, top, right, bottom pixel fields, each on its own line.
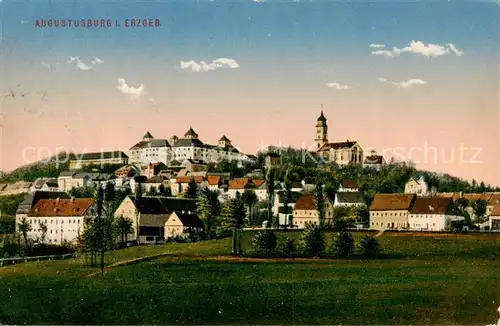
left=278, top=237, right=296, bottom=258
left=299, top=222, right=325, bottom=257
left=357, top=235, right=380, bottom=258
left=331, top=231, right=354, bottom=258
left=252, top=230, right=277, bottom=257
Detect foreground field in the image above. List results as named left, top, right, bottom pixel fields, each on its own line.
left=0, top=231, right=499, bottom=324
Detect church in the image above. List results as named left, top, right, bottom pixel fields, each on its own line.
left=314, top=110, right=364, bottom=166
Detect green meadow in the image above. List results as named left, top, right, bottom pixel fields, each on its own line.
left=1, top=231, right=499, bottom=325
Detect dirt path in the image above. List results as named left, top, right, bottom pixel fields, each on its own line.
left=84, top=252, right=172, bottom=278
left=374, top=229, right=385, bottom=237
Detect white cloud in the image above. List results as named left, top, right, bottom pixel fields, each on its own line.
left=369, top=43, right=385, bottom=49
left=92, top=57, right=104, bottom=65
left=116, top=78, right=144, bottom=101
left=325, top=82, right=351, bottom=90
left=253, top=0, right=265, bottom=2
left=41, top=62, right=51, bottom=69
left=149, top=97, right=156, bottom=104
left=378, top=77, right=426, bottom=89
left=370, top=41, right=464, bottom=57
left=67, top=56, right=94, bottom=71
left=180, top=58, right=240, bottom=72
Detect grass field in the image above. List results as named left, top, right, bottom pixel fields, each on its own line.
left=1, top=231, right=499, bottom=325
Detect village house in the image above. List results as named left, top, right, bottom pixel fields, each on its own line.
left=207, top=175, right=222, bottom=192
left=227, top=178, right=256, bottom=199
left=141, top=162, right=168, bottom=179
left=23, top=197, right=96, bottom=245
left=369, top=193, right=416, bottom=230
left=273, top=190, right=302, bottom=226
left=404, top=176, right=429, bottom=196
left=114, top=196, right=197, bottom=244
left=29, top=178, right=59, bottom=193
left=171, top=176, right=205, bottom=196
left=265, top=153, right=282, bottom=168
left=489, top=204, right=500, bottom=230
left=180, top=159, right=207, bottom=172
left=363, top=151, right=386, bottom=171
left=68, top=151, right=128, bottom=170
left=164, top=211, right=204, bottom=239
left=408, top=197, right=464, bottom=231
left=292, top=194, right=334, bottom=229
left=114, top=165, right=139, bottom=178
left=333, top=191, right=366, bottom=207
left=253, top=180, right=267, bottom=201
left=15, top=191, right=71, bottom=223
left=338, top=180, right=359, bottom=192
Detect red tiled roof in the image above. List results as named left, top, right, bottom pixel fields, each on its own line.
left=364, top=155, right=384, bottom=164
left=229, top=178, right=254, bottom=190
left=370, top=193, right=415, bottom=211
left=253, top=179, right=265, bottom=188
left=410, top=197, right=452, bottom=215
left=207, top=176, right=221, bottom=186
left=341, top=180, right=358, bottom=189
left=294, top=195, right=326, bottom=211
left=176, top=176, right=204, bottom=184
left=29, top=198, right=94, bottom=217
left=462, top=193, right=492, bottom=202
left=491, top=204, right=500, bottom=216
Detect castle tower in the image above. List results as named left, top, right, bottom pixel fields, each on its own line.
left=314, top=110, right=328, bottom=150
left=143, top=131, right=154, bottom=142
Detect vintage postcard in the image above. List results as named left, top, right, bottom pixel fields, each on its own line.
left=0, top=0, right=499, bottom=325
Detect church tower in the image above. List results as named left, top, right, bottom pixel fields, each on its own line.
left=314, top=110, right=328, bottom=150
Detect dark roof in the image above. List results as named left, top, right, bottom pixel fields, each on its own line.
left=168, top=160, right=182, bottom=167
left=410, top=197, right=452, bottom=215
left=317, top=110, right=327, bottom=122
left=131, top=139, right=170, bottom=149
left=59, top=171, right=77, bottom=177
left=130, top=196, right=196, bottom=215
left=72, top=151, right=128, bottom=161
left=172, top=138, right=205, bottom=147
left=173, top=212, right=204, bottom=228
left=184, top=127, right=198, bottom=137
left=219, top=135, right=230, bottom=142
left=73, top=172, right=93, bottom=179
left=370, top=193, right=415, bottom=211
left=143, top=131, right=154, bottom=139
left=364, top=155, right=384, bottom=164
left=182, top=159, right=206, bottom=165
left=16, top=191, right=71, bottom=214
left=341, top=180, right=358, bottom=189
left=266, top=153, right=281, bottom=158
left=336, top=192, right=365, bottom=204
left=294, top=195, right=327, bottom=210
left=318, top=141, right=358, bottom=152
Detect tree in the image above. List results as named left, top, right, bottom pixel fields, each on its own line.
left=265, top=168, right=275, bottom=228
left=299, top=222, right=325, bottom=257
left=314, top=182, right=325, bottom=229
left=241, top=190, right=258, bottom=225
left=147, top=186, right=158, bottom=196
left=39, top=221, right=48, bottom=244
left=113, top=216, right=133, bottom=245
left=357, top=235, right=380, bottom=258
left=252, top=230, right=277, bottom=257
left=221, top=192, right=248, bottom=255
left=196, top=193, right=213, bottom=236
left=473, top=199, right=487, bottom=222
left=185, top=178, right=198, bottom=199
left=282, top=168, right=293, bottom=228
left=158, top=184, right=171, bottom=197
left=18, top=217, right=31, bottom=250
left=332, top=230, right=355, bottom=258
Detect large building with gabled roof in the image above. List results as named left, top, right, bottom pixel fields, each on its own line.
left=129, top=128, right=255, bottom=166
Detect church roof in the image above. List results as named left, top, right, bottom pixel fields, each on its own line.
left=184, top=127, right=198, bottom=137
left=317, top=110, right=327, bottom=122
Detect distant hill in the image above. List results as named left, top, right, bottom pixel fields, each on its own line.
left=0, top=153, right=76, bottom=183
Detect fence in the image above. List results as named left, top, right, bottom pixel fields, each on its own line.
left=0, top=253, right=77, bottom=267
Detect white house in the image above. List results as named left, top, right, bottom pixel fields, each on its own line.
left=22, top=197, right=95, bottom=244
left=408, top=197, right=464, bottom=231
left=489, top=204, right=500, bottom=230
left=333, top=191, right=365, bottom=207
left=404, top=176, right=429, bottom=196
left=29, top=178, right=59, bottom=193
left=164, top=211, right=204, bottom=238
left=363, top=151, right=386, bottom=171
left=273, top=190, right=302, bottom=226
left=338, top=180, right=359, bottom=192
